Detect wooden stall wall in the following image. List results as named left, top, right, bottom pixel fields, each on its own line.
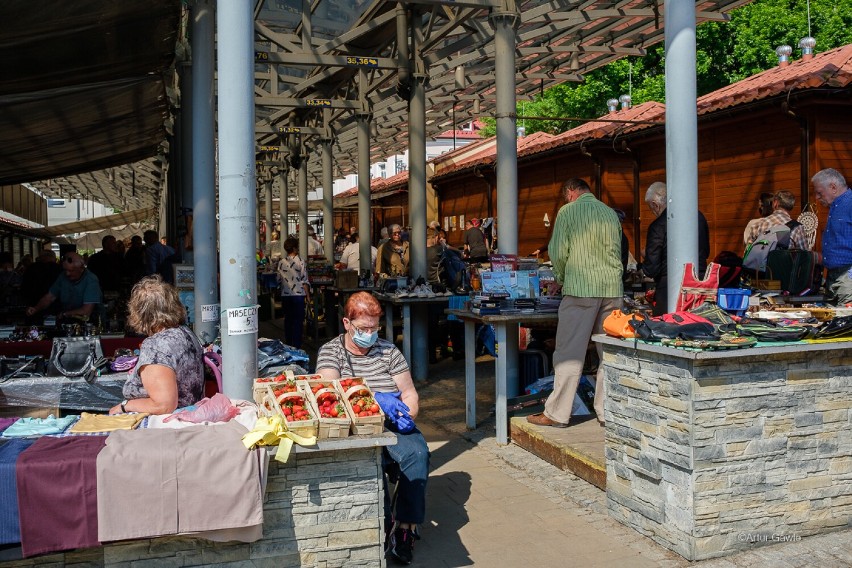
left=599, top=152, right=639, bottom=259
left=811, top=103, right=852, bottom=249
left=436, top=175, right=492, bottom=248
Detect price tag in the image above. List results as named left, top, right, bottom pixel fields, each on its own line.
left=226, top=305, right=259, bottom=335
left=201, top=303, right=220, bottom=323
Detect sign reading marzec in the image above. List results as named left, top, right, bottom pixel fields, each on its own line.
left=226, top=305, right=259, bottom=336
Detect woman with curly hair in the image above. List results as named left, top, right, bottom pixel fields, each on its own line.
left=109, top=275, right=204, bottom=415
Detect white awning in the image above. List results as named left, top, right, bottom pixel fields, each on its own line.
left=32, top=207, right=156, bottom=237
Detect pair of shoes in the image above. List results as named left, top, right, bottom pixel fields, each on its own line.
left=526, top=413, right=569, bottom=428
left=387, top=526, right=417, bottom=564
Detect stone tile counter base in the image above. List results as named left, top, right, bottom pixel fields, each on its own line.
left=0, top=439, right=392, bottom=567
left=596, top=336, right=852, bottom=561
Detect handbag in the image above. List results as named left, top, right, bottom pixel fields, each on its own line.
left=603, top=310, right=644, bottom=338
left=46, top=337, right=105, bottom=382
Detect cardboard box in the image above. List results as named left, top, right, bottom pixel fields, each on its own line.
left=481, top=270, right=540, bottom=299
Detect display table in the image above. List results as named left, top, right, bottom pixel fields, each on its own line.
left=375, top=293, right=464, bottom=381
left=0, top=432, right=396, bottom=566
left=0, top=336, right=143, bottom=358
left=0, top=373, right=127, bottom=413
left=445, top=309, right=559, bottom=445
left=595, top=335, right=852, bottom=560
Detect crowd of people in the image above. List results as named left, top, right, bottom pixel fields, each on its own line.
left=526, top=167, right=852, bottom=429
left=0, top=229, right=178, bottom=328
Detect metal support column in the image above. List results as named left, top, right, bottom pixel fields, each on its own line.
left=191, top=0, right=218, bottom=343
left=178, top=58, right=194, bottom=265
left=298, top=148, right=309, bottom=261
left=216, top=0, right=256, bottom=400
left=264, top=180, right=273, bottom=255
left=491, top=3, right=520, bottom=397
left=408, top=13, right=429, bottom=380
left=356, top=113, right=372, bottom=272
left=278, top=166, right=290, bottom=257
left=321, top=137, right=335, bottom=263
left=664, top=1, right=698, bottom=312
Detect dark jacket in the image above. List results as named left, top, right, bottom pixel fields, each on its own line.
left=644, top=208, right=710, bottom=315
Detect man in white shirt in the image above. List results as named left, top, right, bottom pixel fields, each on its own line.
left=337, top=232, right=377, bottom=272
left=307, top=227, right=325, bottom=258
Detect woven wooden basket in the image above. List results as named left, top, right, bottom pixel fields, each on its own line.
left=341, top=383, right=385, bottom=436
left=253, top=370, right=296, bottom=404
left=263, top=385, right=318, bottom=439
left=309, top=386, right=351, bottom=439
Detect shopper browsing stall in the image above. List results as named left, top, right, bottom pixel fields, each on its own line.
left=276, top=237, right=311, bottom=349
left=315, top=292, right=428, bottom=565
left=812, top=168, right=852, bottom=305
left=109, top=276, right=204, bottom=415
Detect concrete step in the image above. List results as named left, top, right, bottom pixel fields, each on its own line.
left=509, top=416, right=606, bottom=490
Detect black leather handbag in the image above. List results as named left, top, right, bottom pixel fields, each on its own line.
left=46, top=337, right=105, bottom=382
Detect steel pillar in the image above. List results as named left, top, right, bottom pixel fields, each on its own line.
left=298, top=150, right=309, bottom=261
left=356, top=113, right=372, bottom=271
left=216, top=0, right=256, bottom=401
left=664, top=1, right=698, bottom=311
left=191, top=0, right=219, bottom=344
left=278, top=167, right=289, bottom=257
left=321, top=138, right=335, bottom=263
left=265, top=180, right=273, bottom=255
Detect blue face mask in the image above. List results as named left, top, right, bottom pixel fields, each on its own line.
left=351, top=327, right=378, bottom=348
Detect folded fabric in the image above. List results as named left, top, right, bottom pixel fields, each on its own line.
left=0, top=417, right=19, bottom=434
left=97, top=421, right=264, bottom=542
left=69, top=412, right=148, bottom=433
left=0, top=438, right=36, bottom=545
left=16, top=436, right=106, bottom=557
left=1, top=415, right=78, bottom=438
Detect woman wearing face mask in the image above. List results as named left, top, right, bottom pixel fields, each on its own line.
left=315, top=291, right=428, bottom=565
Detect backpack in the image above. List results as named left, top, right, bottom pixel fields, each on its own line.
left=438, top=247, right=468, bottom=290
left=743, top=220, right=800, bottom=272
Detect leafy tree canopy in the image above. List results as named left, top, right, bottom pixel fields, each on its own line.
left=478, top=0, right=852, bottom=137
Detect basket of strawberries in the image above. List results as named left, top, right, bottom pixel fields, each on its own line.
left=340, top=381, right=385, bottom=435
left=311, top=386, right=351, bottom=439
left=254, top=370, right=296, bottom=404
left=264, top=385, right=318, bottom=439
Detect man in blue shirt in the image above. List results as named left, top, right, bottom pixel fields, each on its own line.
left=812, top=168, right=852, bottom=305
left=25, top=252, right=102, bottom=320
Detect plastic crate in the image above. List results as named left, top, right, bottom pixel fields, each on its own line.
left=717, top=288, right=750, bottom=315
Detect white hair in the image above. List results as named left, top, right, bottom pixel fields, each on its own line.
left=812, top=168, right=846, bottom=189
left=645, top=181, right=667, bottom=206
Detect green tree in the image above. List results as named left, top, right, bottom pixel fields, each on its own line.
left=479, top=0, right=852, bottom=138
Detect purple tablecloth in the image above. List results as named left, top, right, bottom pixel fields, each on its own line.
left=16, top=435, right=106, bottom=557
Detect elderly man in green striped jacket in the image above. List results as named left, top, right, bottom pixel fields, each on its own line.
left=527, top=178, right=623, bottom=428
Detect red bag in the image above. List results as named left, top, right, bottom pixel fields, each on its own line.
left=659, top=311, right=712, bottom=325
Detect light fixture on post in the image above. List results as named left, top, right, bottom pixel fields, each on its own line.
left=455, top=65, right=465, bottom=89
left=569, top=52, right=580, bottom=71
left=472, top=97, right=480, bottom=116
left=370, top=122, right=378, bottom=138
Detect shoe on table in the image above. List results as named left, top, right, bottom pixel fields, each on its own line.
left=526, top=412, right=569, bottom=428
left=387, top=526, right=417, bottom=564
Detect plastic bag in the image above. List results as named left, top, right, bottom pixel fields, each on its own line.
left=162, top=393, right=239, bottom=423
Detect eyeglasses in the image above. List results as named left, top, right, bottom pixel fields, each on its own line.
left=348, top=321, right=382, bottom=334
left=391, top=231, right=402, bottom=235
left=62, top=256, right=75, bottom=264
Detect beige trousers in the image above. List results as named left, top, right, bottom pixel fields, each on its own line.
left=544, top=295, right=622, bottom=424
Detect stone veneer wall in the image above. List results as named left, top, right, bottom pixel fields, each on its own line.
left=0, top=446, right=386, bottom=568
left=599, top=338, right=852, bottom=561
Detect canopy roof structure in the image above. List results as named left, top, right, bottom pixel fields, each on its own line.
left=5, top=0, right=753, bottom=214
left=0, top=0, right=180, bottom=213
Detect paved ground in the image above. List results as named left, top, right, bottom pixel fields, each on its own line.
left=271, top=323, right=852, bottom=567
